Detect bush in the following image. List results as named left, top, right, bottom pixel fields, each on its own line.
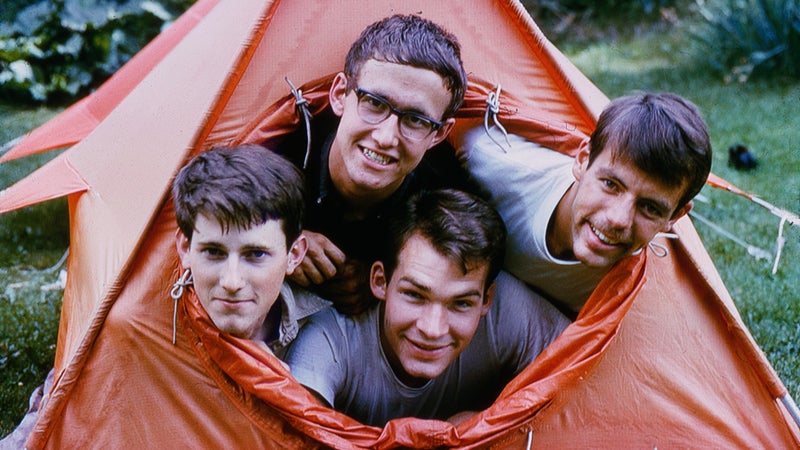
left=0, top=0, right=194, bottom=104
left=691, top=0, right=800, bottom=82
left=524, top=0, right=681, bottom=22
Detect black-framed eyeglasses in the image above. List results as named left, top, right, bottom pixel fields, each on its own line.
left=354, top=88, right=443, bottom=141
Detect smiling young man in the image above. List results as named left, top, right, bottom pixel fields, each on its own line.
left=173, top=144, right=329, bottom=356
left=270, top=14, right=470, bottom=314
left=460, top=92, right=712, bottom=317
left=284, top=189, right=569, bottom=427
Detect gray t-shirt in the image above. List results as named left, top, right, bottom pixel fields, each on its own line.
left=285, top=271, right=570, bottom=427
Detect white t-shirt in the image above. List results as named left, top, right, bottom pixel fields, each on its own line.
left=285, top=271, right=569, bottom=426
left=460, top=127, right=609, bottom=314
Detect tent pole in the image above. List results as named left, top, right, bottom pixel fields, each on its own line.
left=781, top=393, right=800, bottom=428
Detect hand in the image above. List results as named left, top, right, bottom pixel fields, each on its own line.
left=317, top=259, right=376, bottom=315
left=289, top=230, right=346, bottom=286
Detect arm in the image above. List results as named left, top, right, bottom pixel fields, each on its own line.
left=492, top=271, right=571, bottom=372
left=289, top=230, right=374, bottom=315
left=284, top=310, right=345, bottom=407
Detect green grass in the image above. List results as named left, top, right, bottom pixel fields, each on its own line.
left=0, top=103, right=67, bottom=436
left=1, top=17, right=798, bottom=439
left=554, top=22, right=800, bottom=404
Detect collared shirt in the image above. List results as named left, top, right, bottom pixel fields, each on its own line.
left=268, top=281, right=330, bottom=358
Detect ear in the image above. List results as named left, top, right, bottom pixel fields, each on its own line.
left=176, top=230, right=191, bottom=270
left=369, top=261, right=388, bottom=301
left=481, top=281, right=495, bottom=317
left=665, top=200, right=693, bottom=231
left=571, top=138, right=591, bottom=182
left=329, top=72, right=348, bottom=117
left=429, top=117, right=456, bottom=147
left=286, top=234, right=308, bottom=276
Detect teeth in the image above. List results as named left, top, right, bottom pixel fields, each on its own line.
left=362, top=148, right=391, bottom=165
left=591, top=225, right=618, bottom=245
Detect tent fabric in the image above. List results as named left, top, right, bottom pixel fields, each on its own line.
left=0, top=0, right=797, bottom=447
left=0, top=0, right=220, bottom=163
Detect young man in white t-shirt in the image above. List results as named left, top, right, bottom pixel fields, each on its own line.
left=461, top=92, right=712, bottom=317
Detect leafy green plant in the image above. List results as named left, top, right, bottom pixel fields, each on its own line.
left=0, top=0, right=194, bottom=103
left=691, top=0, right=800, bottom=82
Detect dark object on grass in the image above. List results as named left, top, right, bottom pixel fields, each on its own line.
left=728, top=143, right=758, bottom=170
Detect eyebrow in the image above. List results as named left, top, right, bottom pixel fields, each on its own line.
left=597, top=167, right=673, bottom=214
left=397, top=276, right=483, bottom=299
left=362, top=88, right=437, bottom=118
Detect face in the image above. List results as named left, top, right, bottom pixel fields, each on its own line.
left=370, top=233, right=492, bottom=387
left=554, top=145, right=691, bottom=267
left=177, top=213, right=306, bottom=341
left=328, top=59, right=455, bottom=204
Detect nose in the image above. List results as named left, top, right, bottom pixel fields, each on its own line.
left=417, top=304, right=448, bottom=339
left=605, top=197, right=635, bottom=229
left=220, top=258, right=245, bottom=292
left=371, top=113, right=401, bottom=148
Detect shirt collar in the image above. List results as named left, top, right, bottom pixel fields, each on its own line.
left=275, top=281, right=330, bottom=349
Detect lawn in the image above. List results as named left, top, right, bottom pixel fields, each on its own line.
left=552, top=23, right=799, bottom=405
left=1, top=13, right=798, bottom=438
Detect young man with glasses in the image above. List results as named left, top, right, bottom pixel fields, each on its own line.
left=270, top=15, right=469, bottom=314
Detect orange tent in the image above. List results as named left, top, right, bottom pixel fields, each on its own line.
left=1, top=0, right=798, bottom=447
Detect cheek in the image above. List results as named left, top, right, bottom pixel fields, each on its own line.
left=384, top=300, right=415, bottom=330
left=453, top=314, right=482, bottom=343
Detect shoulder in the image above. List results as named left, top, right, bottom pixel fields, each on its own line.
left=488, top=271, right=571, bottom=338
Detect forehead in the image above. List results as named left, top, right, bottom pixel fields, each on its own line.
left=191, top=213, right=287, bottom=247
left=392, top=234, right=489, bottom=293
left=590, top=149, right=688, bottom=210
left=355, top=59, right=451, bottom=118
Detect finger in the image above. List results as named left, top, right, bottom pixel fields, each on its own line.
left=288, top=270, right=311, bottom=287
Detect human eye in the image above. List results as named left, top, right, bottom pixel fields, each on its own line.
left=640, top=201, right=667, bottom=220
left=201, top=246, right=226, bottom=260
left=451, top=298, right=479, bottom=312
left=244, top=248, right=269, bottom=261
left=361, top=93, right=388, bottom=112
left=399, top=288, right=425, bottom=303
left=401, top=113, right=432, bottom=131
left=600, top=178, right=619, bottom=192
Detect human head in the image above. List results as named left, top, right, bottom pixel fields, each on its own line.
left=344, top=14, right=467, bottom=119
left=173, top=144, right=307, bottom=340
left=327, top=15, right=466, bottom=206
left=588, top=92, right=712, bottom=212
left=173, top=144, right=305, bottom=248
left=370, top=189, right=506, bottom=386
left=378, top=188, right=506, bottom=288
left=558, top=92, right=712, bottom=268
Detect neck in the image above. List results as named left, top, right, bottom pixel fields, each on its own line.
left=547, top=182, right=576, bottom=260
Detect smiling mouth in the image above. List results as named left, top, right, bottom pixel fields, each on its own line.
left=361, top=148, right=393, bottom=165
left=408, top=339, right=449, bottom=356
left=216, top=298, right=251, bottom=306
left=590, top=224, right=621, bottom=246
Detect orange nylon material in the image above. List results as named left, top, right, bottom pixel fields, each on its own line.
left=0, top=0, right=221, bottom=163
left=5, top=0, right=796, bottom=447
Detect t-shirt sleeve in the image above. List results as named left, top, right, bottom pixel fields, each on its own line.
left=284, top=309, right=346, bottom=407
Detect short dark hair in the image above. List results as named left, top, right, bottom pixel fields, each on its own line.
left=380, top=189, right=506, bottom=293
left=589, top=92, right=712, bottom=213
left=172, top=144, right=305, bottom=247
left=344, top=14, right=467, bottom=119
